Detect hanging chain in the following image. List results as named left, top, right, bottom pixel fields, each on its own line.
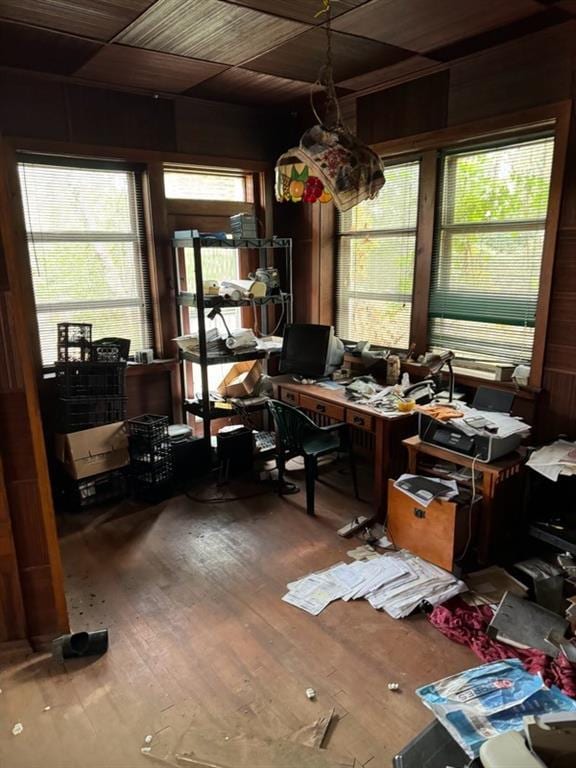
left=310, top=0, right=342, bottom=129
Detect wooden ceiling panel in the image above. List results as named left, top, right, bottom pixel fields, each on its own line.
left=116, top=0, right=307, bottom=65
left=76, top=45, right=227, bottom=93
left=337, top=54, right=440, bottom=91
left=222, top=0, right=369, bottom=24
left=557, top=0, right=576, bottom=13
left=247, top=28, right=410, bottom=83
left=186, top=68, right=323, bottom=105
left=333, top=0, right=544, bottom=53
left=0, top=20, right=101, bottom=75
left=0, top=0, right=156, bottom=41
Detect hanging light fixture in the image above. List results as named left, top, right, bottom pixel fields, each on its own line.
left=275, top=0, right=385, bottom=212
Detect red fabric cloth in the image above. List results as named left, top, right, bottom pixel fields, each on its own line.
left=428, top=598, right=576, bottom=698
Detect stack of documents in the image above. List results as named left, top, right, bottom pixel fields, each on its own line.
left=394, top=473, right=459, bottom=507
left=282, top=551, right=466, bottom=619
left=527, top=439, right=576, bottom=481
left=449, top=404, right=530, bottom=439
left=173, top=328, right=223, bottom=354
left=224, top=328, right=257, bottom=350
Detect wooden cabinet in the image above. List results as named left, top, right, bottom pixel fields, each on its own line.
left=387, top=480, right=473, bottom=572
left=280, top=388, right=299, bottom=406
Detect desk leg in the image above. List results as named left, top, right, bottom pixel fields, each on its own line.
left=478, top=474, right=496, bottom=564
left=373, top=419, right=386, bottom=519
left=406, top=446, right=418, bottom=474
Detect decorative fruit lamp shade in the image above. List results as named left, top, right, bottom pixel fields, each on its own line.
left=275, top=125, right=385, bottom=212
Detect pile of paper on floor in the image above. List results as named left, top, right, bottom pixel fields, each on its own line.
left=527, top=439, right=576, bottom=481
left=282, top=550, right=466, bottom=619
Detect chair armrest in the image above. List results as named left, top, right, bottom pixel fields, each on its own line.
left=318, top=421, right=347, bottom=433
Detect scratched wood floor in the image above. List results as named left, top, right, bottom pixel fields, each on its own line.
left=0, top=462, right=475, bottom=768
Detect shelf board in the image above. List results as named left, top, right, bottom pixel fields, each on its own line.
left=172, top=236, right=291, bottom=249
left=180, top=348, right=268, bottom=366
left=177, top=292, right=291, bottom=309
left=184, top=398, right=269, bottom=420
left=528, top=522, right=576, bottom=555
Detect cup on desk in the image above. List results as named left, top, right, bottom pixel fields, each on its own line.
left=396, top=398, right=416, bottom=413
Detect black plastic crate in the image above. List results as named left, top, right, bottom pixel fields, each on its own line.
left=55, top=362, right=126, bottom=398
left=57, top=322, right=93, bottom=362
left=92, top=337, right=131, bottom=362
left=129, top=443, right=173, bottom=466
left=57, top=396, right=127, bottom=433
left=66, top=470, right=127, bottom=511
left=126, top=414, right=170, bottom=444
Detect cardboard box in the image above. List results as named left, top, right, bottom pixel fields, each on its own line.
left=217, top=360, right=262, bottom=398
left=55, top=422, right=129, bottom=480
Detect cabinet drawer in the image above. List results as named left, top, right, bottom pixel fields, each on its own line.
left=300, top=395, right=344, bottom=421
left=346, top=409, right=374, bottom=432
left=280, top=388, right=299, bottom=406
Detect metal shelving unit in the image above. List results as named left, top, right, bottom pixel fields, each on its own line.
left=173, top=233, right=293, bottom=446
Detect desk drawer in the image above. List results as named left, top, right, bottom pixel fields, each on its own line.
left=280, top=388, right=299, bottom=406
left=300, top=395, right=344, bottom=421
left=346, top=409, right=374, bottom=432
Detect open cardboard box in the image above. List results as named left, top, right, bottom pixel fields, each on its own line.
left=217, top=360, right=262, bottom=398
left=55, top=422, right=129, bottom=480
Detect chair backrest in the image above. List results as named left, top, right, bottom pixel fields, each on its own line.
left=267, top=399, right=318, bottom=455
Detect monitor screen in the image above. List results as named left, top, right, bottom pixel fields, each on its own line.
left=279, top=324, right=332, bottom=378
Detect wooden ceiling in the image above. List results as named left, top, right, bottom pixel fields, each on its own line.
left=0, top=0, right=574, bottom=105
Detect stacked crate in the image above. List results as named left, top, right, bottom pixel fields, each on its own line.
left=126, top=414, right=174, bottom=501
left=56, top=323, right=127, bottom=433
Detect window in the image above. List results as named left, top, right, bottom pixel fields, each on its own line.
left=336, top=160, right=420, bottom=348
left=429, top=136, right=555, bottom=365
left=18, top=157, right=153, bottom=367
left=164, top=167, right=246, bottom=201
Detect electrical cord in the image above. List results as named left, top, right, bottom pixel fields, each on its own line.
left=455, top=453, right=482, bottom=563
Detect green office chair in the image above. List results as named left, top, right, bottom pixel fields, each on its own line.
left=267, top=399, right=359, bottom=516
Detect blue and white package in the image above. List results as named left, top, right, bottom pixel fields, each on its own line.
left=416, top=660, right=576, bottom=758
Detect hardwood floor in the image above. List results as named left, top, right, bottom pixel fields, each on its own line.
left=0, top=462, right=476, bottom=767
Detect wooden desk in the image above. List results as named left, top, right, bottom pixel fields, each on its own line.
left=273, top=379, right=416, bottom=517
left=403, top=436, right=525, bottom=562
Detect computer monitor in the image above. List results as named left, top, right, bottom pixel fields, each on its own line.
left=279, top=324, right=344, bottom=378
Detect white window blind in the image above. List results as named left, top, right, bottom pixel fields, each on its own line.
left=336, top=160, right=420, bottom=348
left=18, top=157, right=153, bottom=367
left=429, top=136, right=554, bottom=365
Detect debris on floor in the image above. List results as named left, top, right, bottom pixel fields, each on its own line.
left=283, top=550, right=465, bottom=618
left=11, top=723, right=23, bottom=736
left=416, top=659, right=576, bottom=759
left=43, top=705, right=51, bottom=712
left=306, top=688, right=317, bottom=700
left=346, top=545, right=378, bottom=561
left=336, top=516, right=371, bottom=538
left=140, top=709, right=356, bottom=767
left=387, top=683, right=400, bottom=692
left=463, top=565, right=528, bottom=606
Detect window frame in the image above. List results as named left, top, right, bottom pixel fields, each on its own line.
left=336, top=101, right=571, bottom=389
left=17, top=153, right=154, bottom=370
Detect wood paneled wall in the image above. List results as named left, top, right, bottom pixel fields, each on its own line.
left=335, top=20, right=576, bottom=442
left=0, top=140, right=69, bottom=645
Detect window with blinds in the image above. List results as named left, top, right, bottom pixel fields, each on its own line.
left=18, top=157, right=153, bottom=367
left=336, top=160, right=420, bottom=348
left=429, top=136, right=555, bottom=365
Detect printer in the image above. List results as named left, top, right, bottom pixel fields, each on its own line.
left=418, top=387, right=529, bottom=463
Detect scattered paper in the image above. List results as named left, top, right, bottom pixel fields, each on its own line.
left=527, top=440, right=576, bottom=481
left=283, top=551, right=466, bottom=619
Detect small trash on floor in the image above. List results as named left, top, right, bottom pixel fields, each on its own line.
left=12, top=723, right=23, bottom=736
left=387, top=682, right=400, bottom=691
left=337, top=516, right=371, bottom=538
left=289, top=708, right=335, bottom=749
left=306, top=688, right=317, bottom=700
left=346, top=545, right=378, bottom=561
left=144, top=734, right=153, bottom=744
left=43, top=706, right=51, bottom=712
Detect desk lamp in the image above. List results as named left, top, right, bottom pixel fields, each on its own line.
left=425, top=351, right=456, bottom=403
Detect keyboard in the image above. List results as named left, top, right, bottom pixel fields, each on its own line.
left=254, top=431, right=276, bottom=452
